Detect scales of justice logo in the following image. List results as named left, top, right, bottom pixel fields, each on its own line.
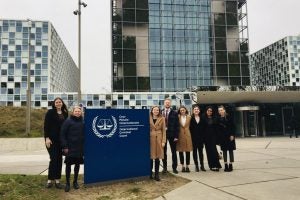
left=92, top=115, right=118, bottom=138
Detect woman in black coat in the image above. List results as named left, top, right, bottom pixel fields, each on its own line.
left=189, top=105, right=206, bottom=172
left=60, top=106, right=84, bottom=192
left=217, top=105, right=236, bottom=172
left=203, top=106, right=222, bottom=171
left=44, top=97, right=68, bottom=189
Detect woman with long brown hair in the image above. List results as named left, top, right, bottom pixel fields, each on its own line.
left=189, top=105, right=206, bottom=172
left=150, top=106, right=166, bottom=181
left=44, top=97, right=68, bottom=188
left=177, top=105, right=193, bottom=173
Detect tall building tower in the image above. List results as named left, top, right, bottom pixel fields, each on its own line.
left=0, top=19, right=79, bottom=107
left=111, top=0, right=250, bottom=92
left=250, top=35, right=300, bottom=86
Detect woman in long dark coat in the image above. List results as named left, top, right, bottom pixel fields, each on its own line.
left=60, top=106, right=84, bottom=192
left=217, top=105, right=236, bottom=172
left=203, top=106, right=222, bottom=171
left=189, top=105, right=206, bottom=172
left=44, top=97, right=68, bottom=189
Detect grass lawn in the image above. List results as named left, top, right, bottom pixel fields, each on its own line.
left=0, top=173, right=189, bottom=200
left=0, top=106, right=47, bottom=138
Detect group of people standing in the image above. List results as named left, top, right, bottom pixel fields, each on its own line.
left=44, top=97, right=84, bottom=192
left=44, top=96, right=236, bottom=188
left=149, top=98, right=236, bottom=181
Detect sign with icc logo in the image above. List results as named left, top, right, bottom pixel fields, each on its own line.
left=92, top=116, right=118, bottom=138
left=84, top=109, right=150, bottom=184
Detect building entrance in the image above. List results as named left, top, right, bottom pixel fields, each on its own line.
left=282, top=107, right=294, bottom=136
left=236, top=106, right=259, bottom=137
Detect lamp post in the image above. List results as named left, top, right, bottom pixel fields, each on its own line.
left=26, top=19, right=32, bottom=136
left=73, top=0, right=87, bottom=104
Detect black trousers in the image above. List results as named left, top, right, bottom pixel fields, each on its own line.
left=192, top=142, right=204, bottom=167
left=162, top=136, right=178, bottom=170
left=66, top=163, right=80, bottom=184
left=179, top=152, right=190, bottom=165
left=223, top=150, right=234, bottom=163
left=206, top=143, right=222, bottom=169
left=150, top=159, right=160, bottom=174
left=46, top=142, right=62, bottom=180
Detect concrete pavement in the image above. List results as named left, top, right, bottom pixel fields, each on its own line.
left=1, top=137, right=300, bottom=199
left=156, top=137, right=300, bottom=200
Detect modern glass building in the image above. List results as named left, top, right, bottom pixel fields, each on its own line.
left=194, top=86, right=300, bottom=137
left=0, top=19, right=79, bottom=107
left=250, top=35, right=300, bottom=86
left=111, top=0, right=250, bottom=92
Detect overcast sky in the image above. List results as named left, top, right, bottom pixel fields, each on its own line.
left=1, top=0, right=300, bottom=93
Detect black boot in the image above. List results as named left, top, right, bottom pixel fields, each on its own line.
left=195, top=165, right=200, bottom=172
left=229, top=163, right=233, bottom=172
left=73, top=181, right=79, bottom=189
left=200, top=157, right=206, bottom=171
left=150, top=172, right=153, bottom=179
left=154, top=159, right=160, bottom=181
left=186, top=167, right=190, bottom=173
left=65, top=164, right=71, bottom=192
left=150, top=159, right=154, bottom=179
left=154, top=172, right=160, bottom=181
left=224, top=164, right=229, bottom=172
left=65, top=183, right=70, bottom=192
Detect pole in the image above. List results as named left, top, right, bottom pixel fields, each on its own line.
left=26, top=20, right=31, bottom=136
left=78, top=0, right=82, bottom=104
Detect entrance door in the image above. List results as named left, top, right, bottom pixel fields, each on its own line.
left=282, top=107, right=294, bottom=136
left=243, top=111, right=258, bottom=137
left=236, top=106, right=259, bottom=137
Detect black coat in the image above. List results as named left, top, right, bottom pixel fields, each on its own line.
left=218, top=116, right=236, bottom=151
left=162, top=109, right=179, bottom=139
left=189, top=116, right=206, bottom=146
left=203, top=116, right=219, bottom=145
left=203, top=116, right=222, bottom=169
left=44, top=109, right=68, bottom=142
left=60, top=116, right=84, bottom=158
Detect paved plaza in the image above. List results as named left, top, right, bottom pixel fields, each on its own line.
left=1, top=137, right=300, bottom=199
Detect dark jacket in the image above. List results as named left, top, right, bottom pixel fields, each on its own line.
left=189, top=116, right=206, bottom=145
left=60, top=115, right=84, bottom=158
left=162, top=109, right=179, bottom=139
left=44, top=109, right=68, bottom=142
left=217, top=116, right=236, bottom=151
left=202, top=115, right=219, bottom=144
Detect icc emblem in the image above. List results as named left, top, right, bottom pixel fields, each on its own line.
left=92, top=116, right=117, bottom=138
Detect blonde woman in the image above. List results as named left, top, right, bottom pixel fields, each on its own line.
left=150, top=106, right=166, bottom=181
left=60, top=106, right=84, bottom=192
left=177, top=106, right=193, bottom=172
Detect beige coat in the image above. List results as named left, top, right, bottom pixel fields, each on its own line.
left=150, top=115, right=166, bottom=159
left=176, top=115, right=193, bottom=152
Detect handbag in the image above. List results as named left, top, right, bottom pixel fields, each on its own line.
left=218, top=151, right=223, bottom=160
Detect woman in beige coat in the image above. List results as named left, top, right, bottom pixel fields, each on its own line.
left=177, top=106, right=193, bottom=172
left=150, top=106, right=166, bottom=181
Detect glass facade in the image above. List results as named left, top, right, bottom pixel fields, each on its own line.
left=0, top=19, right=79, bottom=107
left=112, top=0, right=250, bottom=92
left=250, top=35, right=300, bottom=86
left=149, top=0, right=211, bottom=91
left=211, top=0, right=250, bottom=86
left=112, top=0, right=150, bottom=92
